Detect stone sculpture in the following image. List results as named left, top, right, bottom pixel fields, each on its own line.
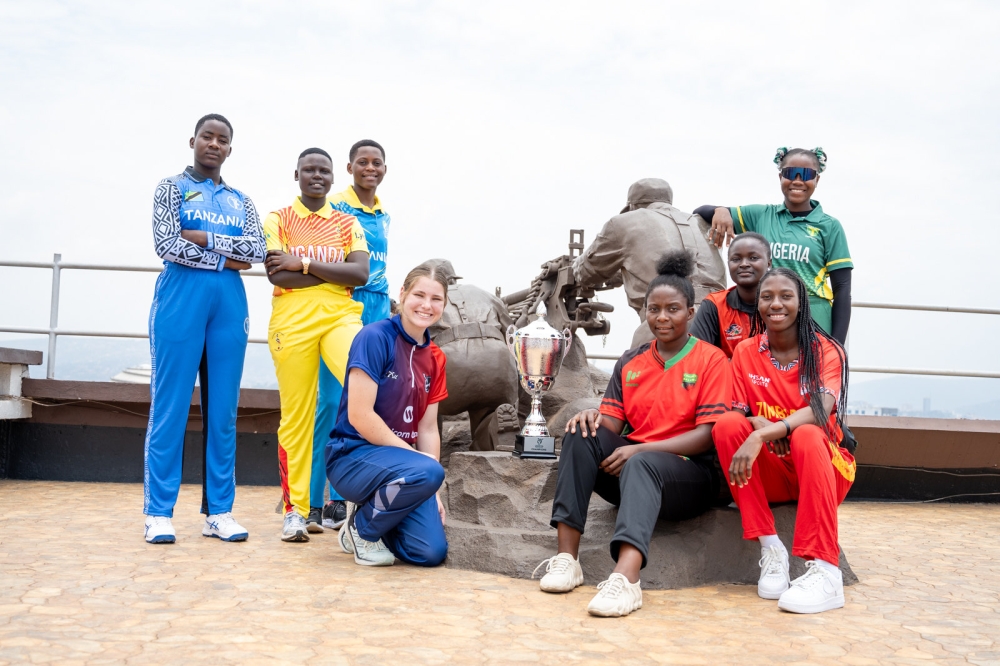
left=425, top=260, right=520, bottom=459
left=572, top=178, right=726, bottom=348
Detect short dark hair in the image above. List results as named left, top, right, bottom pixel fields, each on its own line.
left=730, top=232, right=772, bottom=260
left=194, top=113, right=233, bottom=139
left=349, top=139, right=385, bottom=162
left=298, top=147, right=333, bottom=163
left=645, top=249, right=696, bottom=308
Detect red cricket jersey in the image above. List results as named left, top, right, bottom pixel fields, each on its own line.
left=702, top=288, right=752, bottom=359
left=730, top=333, right=854, bottom=481
left=600, top=336, right=731, bottom=443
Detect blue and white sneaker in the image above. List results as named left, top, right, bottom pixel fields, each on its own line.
left=203, top=512, right=249, bottom=542
left=144, top=515, right=176, bottom=544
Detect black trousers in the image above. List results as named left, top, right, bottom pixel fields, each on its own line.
left=550, top=426, right=718, bottom=568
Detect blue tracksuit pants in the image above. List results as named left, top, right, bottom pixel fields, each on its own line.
left=327, top=443, right=448, bottom=567
left=144, top=264, right=248, bottom=517
left=311, top=289, right=392, bottom=506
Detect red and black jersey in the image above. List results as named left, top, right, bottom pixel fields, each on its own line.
left=730, top=333, right=854, bottom=481
left=600, top=336, right=731, bottom=443
left=690, top=287, right=755, bottom=359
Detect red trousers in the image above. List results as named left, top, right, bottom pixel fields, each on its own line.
left=712, top=411, right=854, bottom=564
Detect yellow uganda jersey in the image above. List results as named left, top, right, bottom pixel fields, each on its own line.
left=264, top=197, right=369, bottom=298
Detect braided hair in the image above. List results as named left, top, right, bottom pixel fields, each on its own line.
left=645, top=249, right=695, bottom=307
left=750, top=268, right=848, bottom=442
left=773, top=147, right=828, bottom=173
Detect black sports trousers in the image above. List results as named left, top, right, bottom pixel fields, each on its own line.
left=550, top=426, right=718, bottom=568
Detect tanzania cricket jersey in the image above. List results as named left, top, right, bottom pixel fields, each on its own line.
left=730, top=201, right=852, bottom=332
left=144, top=167, right=265, bottom=517
left=329, top=186, right=390, bottom=297
left=265, top=196, right=368, bottom=518
left=600, top=336, right=731, bottom=444
left=691, top=287, right=755, bottom=359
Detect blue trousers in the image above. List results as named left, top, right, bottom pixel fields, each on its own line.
left=144, top=264, right=248, bottom=517
left=327, top=443, right=448, bottom=567
left=311, top=289, right=392, bottom=506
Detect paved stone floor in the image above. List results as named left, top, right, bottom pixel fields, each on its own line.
left=0, top=481, right=998, bottom=665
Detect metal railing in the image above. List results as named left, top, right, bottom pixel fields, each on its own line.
left=1, top=254, right=999, bottom=380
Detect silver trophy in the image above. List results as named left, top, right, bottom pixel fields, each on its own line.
left=506, top=303, right=572, bottom=459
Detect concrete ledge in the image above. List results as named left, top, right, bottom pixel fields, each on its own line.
left=0, top=347, right=43, bottom=365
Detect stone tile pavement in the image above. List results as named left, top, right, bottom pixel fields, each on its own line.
left=0, top=480, right=998, bottom=665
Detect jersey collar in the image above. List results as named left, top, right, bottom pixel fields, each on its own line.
left=391, top=315, right=431, bottom=348
left=650, top=334, right=698, bottom=371
left=184, top=166, right=232, bottom=191
left=292, top=196, right=335, bottom=219
left=726, top=286, right=757, bottom=315
left=341, top=185, right=383, bottom=214
left=778, top=199, right=823, bottom=220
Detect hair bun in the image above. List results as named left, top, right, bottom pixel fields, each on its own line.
left=655, top=249, right=694, bottom=279
left=813, top=147, right=828, bottom=173
left=773, top=146, right=789, bottom=169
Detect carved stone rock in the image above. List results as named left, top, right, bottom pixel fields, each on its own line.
left=443, top=452, right=857, bottom=589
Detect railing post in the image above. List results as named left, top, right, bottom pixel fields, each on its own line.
left=46, top=253, right=61, bottom=379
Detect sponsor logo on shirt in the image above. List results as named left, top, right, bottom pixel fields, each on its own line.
left=424, top=375, right=431, bottom=393
left=755, top=401, right=797, bottom=420
left=625, top=370, right=641, bottom=387
left=385, top=370, right=398, bottom=380
left=682, top=373, right=698, bottom=390
left=354, top=230, right=365, bottom=241
left=183, top=190, right=204, bottom=202
left=748, top=373, right=771, bottom=387
left=770, top=242, right=811, bottom=263
left=244, top=318, right=249, bottom=335
left=724, top=323, right=743, bottom=340
left=391, top=428, right=419, bottom=439
left=403, top=405, right=414, bottom=423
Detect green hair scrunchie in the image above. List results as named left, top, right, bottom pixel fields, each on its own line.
left=773, top=146, right=828, bottom=173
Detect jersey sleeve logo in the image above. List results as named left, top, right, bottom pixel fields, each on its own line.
left=682, top=373, right=698, bottom=390
left=625, top=370, right=641, bottom=387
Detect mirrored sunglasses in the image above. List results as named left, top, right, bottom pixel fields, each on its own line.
left=780, top=167, right=818, bottom=182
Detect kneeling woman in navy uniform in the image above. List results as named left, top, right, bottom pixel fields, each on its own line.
left=326, top=262, right=450, bottom=567
left=535, top=251, right=732, bottom=617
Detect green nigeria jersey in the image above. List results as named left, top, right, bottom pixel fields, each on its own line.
left=730, top=201, right=852, bottom=326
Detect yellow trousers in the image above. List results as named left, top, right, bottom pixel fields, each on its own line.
left=268, top=289, right=363, bottom=517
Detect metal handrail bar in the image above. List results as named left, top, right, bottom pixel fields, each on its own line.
left=2, top=255, right=999, bottom=380
left=852, top=302, right=1000, bottom=317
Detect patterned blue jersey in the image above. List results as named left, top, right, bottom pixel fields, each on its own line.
left=329, top=186, right=389, bottom=294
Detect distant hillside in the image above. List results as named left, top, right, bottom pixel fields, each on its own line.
left=848, top=375, right=1000, bottom=419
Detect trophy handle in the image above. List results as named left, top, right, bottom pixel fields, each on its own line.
left=561, top=328, right=572, bottom=362
left=506, top=324, right=517, bottom=356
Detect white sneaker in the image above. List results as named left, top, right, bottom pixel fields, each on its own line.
left=532, top=553, right=584, bottom=593
left=587, top=573, right=643, bottom=617
left=203, top=512, right=248, bottom=542
left=343, top=503, right=394, bottom=567
left=758, top=544, right=790, bottom=599
left=778, top=561, right=845, bottom=614
left=338, top=502, right=356, bottom=554
left=144, top=515, right=176, bottom=544
left=281, top=510, right=309, bottom=543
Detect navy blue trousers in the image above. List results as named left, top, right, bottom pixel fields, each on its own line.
left=327, top=443, right=447, bottom=566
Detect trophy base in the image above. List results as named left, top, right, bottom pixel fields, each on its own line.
left=513, top=435, right=556, bottom=459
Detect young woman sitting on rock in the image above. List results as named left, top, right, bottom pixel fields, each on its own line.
left=534, top=250, right=731, bottom=617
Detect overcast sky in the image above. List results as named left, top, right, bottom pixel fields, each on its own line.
left=1, top=0, right=998, bottom=383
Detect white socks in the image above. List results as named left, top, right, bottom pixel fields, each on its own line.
left=814, top=558, right=842, bottom=578
left=759, top=535, right=786, bottom=552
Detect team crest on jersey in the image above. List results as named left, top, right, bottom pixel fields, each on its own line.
left=424, top=375, right=431, bottom=392
left=272, top=331, right=283, bottom=352
left=226, top=195, right=244, bottom=211
left=183, top=190, right=204, bottom=202
left=724, top=323, right=743, bottom=339
left=805, top=225, right=821, bottom=238
left=682, top=373, right=698, bottom=390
